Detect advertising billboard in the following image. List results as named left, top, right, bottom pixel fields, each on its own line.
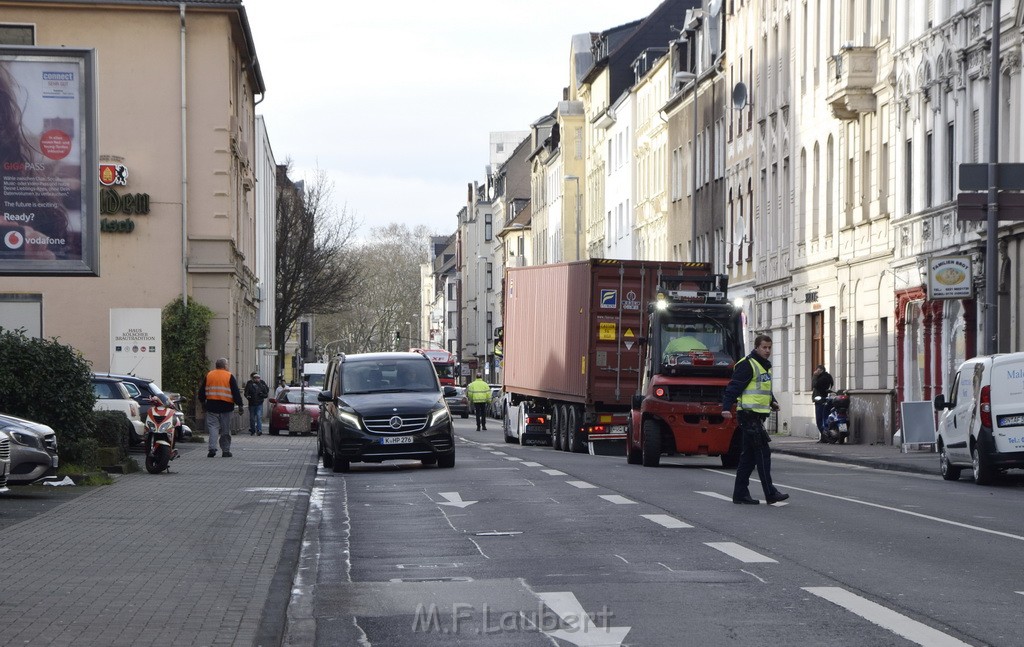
left=0, top=47, right=99, bottom=276
left=109, top=308, right=162, bottom=385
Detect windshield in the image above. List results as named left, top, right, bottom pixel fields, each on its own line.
left=434, top=363, right=457, bottom=380
left=342, top=359, right=439, bottom=395
left=280, top=388, right=318, bottom=404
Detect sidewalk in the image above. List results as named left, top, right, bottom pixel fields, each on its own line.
left=0, top=433, right=316, bottom=647
left=770, top=433, right=939, bottom=476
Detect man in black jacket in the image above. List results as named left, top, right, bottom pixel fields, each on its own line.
left=812, top=364, right=834, bottom=442
left=244, top=372, right=270, bottom=436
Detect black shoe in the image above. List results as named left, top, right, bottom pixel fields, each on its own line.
left=250, top=432, right=255, bottom=436
left=733, top=496, right=760, bottom=505
left=482, top=427, right=487, bottom=431
left=208, top=450, right=217, bottom=457
left=766, top=492, right=789, bottom=504
left=222, top=451, right=233, bottom=458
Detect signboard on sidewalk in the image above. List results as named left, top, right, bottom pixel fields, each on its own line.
left=109, top=308, right=161, bottom=384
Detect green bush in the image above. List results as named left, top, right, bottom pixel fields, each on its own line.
left=62, top=436, right=100, bottom=468
left=0, top=328, right=95, bottom=450
left=162, top=297, right=214, bottom=422
left=93, top=410, right=131, bottom=462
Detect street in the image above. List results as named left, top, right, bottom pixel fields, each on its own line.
left=288, top=416, right=1022, bottom=646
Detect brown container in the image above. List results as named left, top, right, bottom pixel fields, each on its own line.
left=503, top=259, right=713, bottom=409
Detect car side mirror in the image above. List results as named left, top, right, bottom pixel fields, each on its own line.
left=933, top=394, right=947, bottom=411
left=317, top=390, right=334, bottom=404
left=443, top=386, right=457, bottom=398
left=631, top=394, right=644, bottom=410
left=268, top=398, right=277, bottom=404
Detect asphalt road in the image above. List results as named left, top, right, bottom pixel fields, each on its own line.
left=285, top=417, right=1023, bottom=647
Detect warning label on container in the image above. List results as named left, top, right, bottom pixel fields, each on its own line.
left=599, top=322, right=617, bottom=340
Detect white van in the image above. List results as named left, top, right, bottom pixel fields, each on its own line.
left=933, top=352, right=1024, bottom=484
left=301, top=362, right=328, bottom=389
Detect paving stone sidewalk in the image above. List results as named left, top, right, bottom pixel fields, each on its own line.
left=0, top=434, right=316, bottom=647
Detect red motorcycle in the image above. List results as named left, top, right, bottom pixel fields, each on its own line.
left=144, top=397, right=179, bottom=473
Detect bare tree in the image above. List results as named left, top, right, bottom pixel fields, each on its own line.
left=275, top=164, right=360, bottom=372
left=315, top=223, right=430, bottom=355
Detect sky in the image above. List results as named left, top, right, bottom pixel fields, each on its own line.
left=243, top=0, right=666, bottom=240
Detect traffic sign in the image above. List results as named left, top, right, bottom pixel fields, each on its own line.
left=959, top=163, right=1024, bottom=191
left=956, top=192, right=1024, bottom=221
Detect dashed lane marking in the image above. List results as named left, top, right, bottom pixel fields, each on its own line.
left=567, top=480, right=597, bottom=489
left=600, top=494, right=636, bottom=505
left=541, top=469, right=567, bottom=476
left=705, top=542, right=777, bottom=563
left=641, top=514, right=692, bottom=529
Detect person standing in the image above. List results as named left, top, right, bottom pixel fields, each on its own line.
left=722, top=335, right=789, bottom=505
left=466, top=375, right=491, bottom=431
left=811, top=364, right=834, bottom=442
left=199, top=358, right=243, bottom=457
left=243, top=372, right=270, bottom=436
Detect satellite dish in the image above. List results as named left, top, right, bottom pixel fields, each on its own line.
left=732, top=82, right=749, bottom=110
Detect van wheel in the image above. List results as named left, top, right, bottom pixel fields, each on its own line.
left=972, top=443, right=995, bottom=485
left=641, top=420, right=661, bottom=467
left=939, top=445, right=961, bottom=481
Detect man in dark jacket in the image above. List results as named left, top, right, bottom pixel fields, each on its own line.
left=811, top=364, right=834, bottom=441
left=722, top=335, right=788, bottom=505
left=199, top=358, right=244, bottom=457
left=243, top=372, right=270, bottom=436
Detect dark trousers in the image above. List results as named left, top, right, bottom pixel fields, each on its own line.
left=473, top=403, right=487, bottom=430
left=733, top=415, right=776, bottom=500
left=814, top=399, right=828, bottom=432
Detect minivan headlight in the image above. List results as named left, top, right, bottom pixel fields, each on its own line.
left=338, top=411, right=362, bottom=429
left=429, top=406, right=451, bottom=427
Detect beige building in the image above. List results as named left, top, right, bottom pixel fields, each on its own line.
left=0, top=0, right=267, bottom=383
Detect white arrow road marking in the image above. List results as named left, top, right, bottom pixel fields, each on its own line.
left=437, top=492, right=477, bottom=508
left=542, top=469, right=567, bottom=476
left=599, top=494, right=636, bottom=505
left=641, top=514, right=693, bottom=529
left=705, top=542, right=777, bottom=563
left=521, top=461, right=543, bottom=467
left=804, top=587, right=973, bottom=647
left=567, top=480, right=597, bottom=489
left=536, top=591, right=631, bottom=647
left=697, top=491, right=734, bottom=502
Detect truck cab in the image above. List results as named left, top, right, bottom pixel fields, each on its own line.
left=628, top=273, right=744, bottom=467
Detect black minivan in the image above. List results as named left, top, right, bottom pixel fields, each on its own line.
left=317, top=352, right=456, bottom=472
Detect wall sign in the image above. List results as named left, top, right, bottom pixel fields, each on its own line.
left=927, top=256, right=973, bottom=300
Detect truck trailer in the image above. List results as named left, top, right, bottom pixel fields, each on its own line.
left=502, top=259, right=742, bottom=457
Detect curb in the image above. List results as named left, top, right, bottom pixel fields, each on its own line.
left=772, top=445, right=938, bottom=476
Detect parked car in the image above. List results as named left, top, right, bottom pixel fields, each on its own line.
left=91, top=375, right=146, bottom=443
left=317, top=352, right=456, bottom=472
left=268, top=387, right=320, bottom=436
left=94, top=372, right=191, bottom=443
left=933, top=351, right=1024, bottom=484
left=0, top=413, right=59, bottom=485
left=487, top=387, right=504, bottom=419
left=0, top=430, right=10, bottom=492
left=444, top=386, right=470, bottom=419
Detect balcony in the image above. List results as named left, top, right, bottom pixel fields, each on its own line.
left=826, top=46, right=878, bottom=120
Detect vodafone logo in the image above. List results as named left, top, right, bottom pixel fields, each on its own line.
left=3, top=229, right=24, bottom=250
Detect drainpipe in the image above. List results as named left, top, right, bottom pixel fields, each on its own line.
left=180, top=3, right=189, bottom=307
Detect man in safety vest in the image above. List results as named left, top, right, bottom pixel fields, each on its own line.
left=466, top=375, right=491, bottom=431
left=722, top=335, right=789, bottom=505
left=199, top=357, right=244, bottom=458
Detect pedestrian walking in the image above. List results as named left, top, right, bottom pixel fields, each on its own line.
left=243, top=372, right=270, bottom=436
left=812, top=364, right=834, bottom=441
left=722, top=334, right=789, bottom=505
left=466, top=375, right=491, bottom=431
left=199, top=358, right=243, bottom=457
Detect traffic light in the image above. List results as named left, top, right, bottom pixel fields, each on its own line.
left=395, top=330, right=401, bottom=341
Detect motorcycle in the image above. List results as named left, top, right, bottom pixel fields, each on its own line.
left=815, top=390, right=850, bottom=444
left=144, top=396, right=180, bottom=473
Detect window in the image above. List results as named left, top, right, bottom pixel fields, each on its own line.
left=485, top=262, right=492, bottom=291
left=484, top=213, right=492, bottom=242
left=810, top=311, right=824, bottom=374
left=926, top=131, right=934, bottom=208
left=447, top=283, right=456, bottom=300
left=0, top=24, right=34, bottom=45
left=946, top=122, right=955, bottom=202
left=905, top=139, right=913, bottom=213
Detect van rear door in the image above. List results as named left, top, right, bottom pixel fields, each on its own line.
left=989, top=354, right=1024, bottom=454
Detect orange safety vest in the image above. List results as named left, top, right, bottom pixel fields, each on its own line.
left=205, top=369, right=235, bottom=403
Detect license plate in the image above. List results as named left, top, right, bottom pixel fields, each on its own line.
left=998, top=414, right=1024, bottom=428
left=608, top=425, right=627, bottom=434
left=381, top=436, right=413, bottom=445
left=838, top=423, right=848, bottom=432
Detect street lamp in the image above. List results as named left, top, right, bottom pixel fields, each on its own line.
left=674, top=70, right=699, bottom=262
left=564, top=175, right=581, bottom=260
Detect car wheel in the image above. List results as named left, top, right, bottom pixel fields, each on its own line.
left=939, top=443, right=961, bottom=480
left=437, top=453, right=455, bottom=468
left=972, top=441, right=995, bottom=485
left=461, top=412, right=469, bottom=419
left=641, top=419, right=661, bottom=467
left=322, top=436, right=335, bottom=468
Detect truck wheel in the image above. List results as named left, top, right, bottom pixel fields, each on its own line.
left=567, top=406, right=586, bottom=453
left=972, top=441, right=995, bottom=485
left=626, top=420, right=642, bottom=465
left=559, top=404, right=571, bottom=452
left=641, top=420, right=661, bottom=467
left=550, top=406, right=563, bottom=451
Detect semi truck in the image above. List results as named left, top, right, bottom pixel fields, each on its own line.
left=502, top=259, right=742, bottom=460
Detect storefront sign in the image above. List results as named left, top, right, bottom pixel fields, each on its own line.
left=927, top=256, right=973, bottom=300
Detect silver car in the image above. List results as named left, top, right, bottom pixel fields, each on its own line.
left=0, top=413, right=59, bottom=485
left=0, top=430, right=10, bottom=492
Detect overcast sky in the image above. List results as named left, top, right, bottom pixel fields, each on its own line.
left=244, top=0, right=665, bottom=239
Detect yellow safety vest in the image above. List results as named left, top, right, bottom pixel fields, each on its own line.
left=737, top=357, right=772, bottom=414
left=467, top=380, right=491, bottom=404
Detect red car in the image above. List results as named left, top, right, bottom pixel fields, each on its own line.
left=268, top=387, right=320, bottom=436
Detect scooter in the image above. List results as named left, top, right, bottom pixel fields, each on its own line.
left=817, top=390, right=850, bottom=444
left=144, top=397, right=180, bottom=473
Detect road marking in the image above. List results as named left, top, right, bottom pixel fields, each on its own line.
left=437, top=492, right=477, bottom=508
left=542, top=469, right=567, bottom=476
left=521, top=461, right=543, bottom=467
left=641, top=514, right=693, bottom=529
left=490, top=451, right=508, bottom=456
left=503, top=456, right=524, bottom=462
left=702, top=470, right=1024, bottom=542
left=803, top=587, right=973, bottom=647
left=567, top=480, right=598, bottom=489
left=705, top=542, right=777, bottom=563
left=599, top=494, right=636, bottom=505
left=697, top=490, right=734, bottom=502
left=536, top=591, right=631, bottom=647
